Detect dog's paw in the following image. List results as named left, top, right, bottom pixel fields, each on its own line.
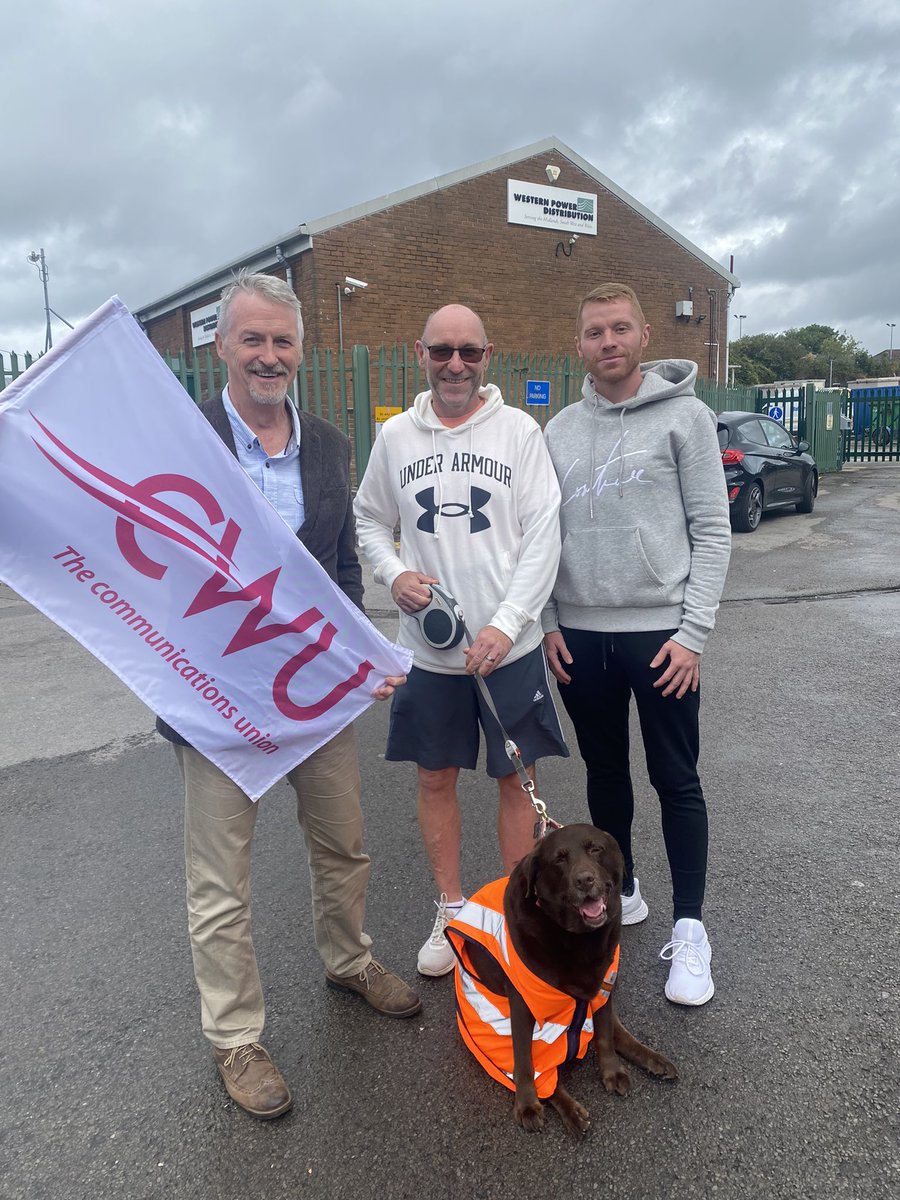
left=600, top=1064, right=632, bottom=1096
left=549, top=1089, right=590, bottom=1139
left=513, top=1097, right=545, bottom=1132
left=646, top=1052, right=678, bottom=1081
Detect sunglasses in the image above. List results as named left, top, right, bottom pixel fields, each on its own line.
left=423, top=343, right=488, bottom=364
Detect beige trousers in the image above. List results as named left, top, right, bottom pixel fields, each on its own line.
left=175, top=724, right=372, bottom=1048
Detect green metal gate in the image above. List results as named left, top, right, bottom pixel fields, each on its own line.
left=842, top=386, right=900, bottom=462
left=755, top=384, right=844, bottom=473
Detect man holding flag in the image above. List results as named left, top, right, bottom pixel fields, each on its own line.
left=156, top=272, right=420, bottom=1119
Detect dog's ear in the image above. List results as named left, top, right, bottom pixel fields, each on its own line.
left=522, top=849, right=541, bottom=900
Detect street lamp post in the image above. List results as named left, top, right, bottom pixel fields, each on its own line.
left=887, top=322, right=896, bottom=362
left=734, top=313, right=747, bottom=339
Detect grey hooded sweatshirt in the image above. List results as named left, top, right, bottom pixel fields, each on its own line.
left=542, top=359, right=731, bottom=653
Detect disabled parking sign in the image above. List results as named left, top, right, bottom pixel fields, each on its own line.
left=526, top=380, right=550, bottom=406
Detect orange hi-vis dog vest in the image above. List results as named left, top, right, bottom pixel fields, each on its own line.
left=445, top=877, right=620, bottom=1099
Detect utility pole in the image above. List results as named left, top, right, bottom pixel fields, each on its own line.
left=28, top=249, right=53, bottom=352
left=27, top=249, right=74, bottom=353
left=887, top=322, right=896, bottom=362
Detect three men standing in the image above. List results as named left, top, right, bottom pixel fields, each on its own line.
left=171, top=276, right=728, bottom=1128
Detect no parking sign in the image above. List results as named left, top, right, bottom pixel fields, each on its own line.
left=526, top=380, right=550, bottom=406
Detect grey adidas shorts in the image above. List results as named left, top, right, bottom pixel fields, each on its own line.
left=385, top=645, right=569, bottom=778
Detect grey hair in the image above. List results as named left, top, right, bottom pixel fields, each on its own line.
left=218, top=268, right=304, bottom=342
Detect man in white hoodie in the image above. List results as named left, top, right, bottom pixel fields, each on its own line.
left=542, top=283, right=731, bottom=1007
left=354, top=304, right=567, bottom=977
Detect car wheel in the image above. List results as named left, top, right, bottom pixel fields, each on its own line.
left=731, top=480, right=764, bottom=532
left=796, top=471, right=818, bottom=514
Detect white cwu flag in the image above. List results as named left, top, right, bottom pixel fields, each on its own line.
left=0, top=297, right=412, bottom=800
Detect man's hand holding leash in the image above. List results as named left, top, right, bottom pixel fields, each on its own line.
left=464, top=627, right=513, bottom=678
left=391, top=570, right=439, bottom=614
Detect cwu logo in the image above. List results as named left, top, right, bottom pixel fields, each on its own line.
left=415, top=486, right=491, bottom=534
left=28, top=413, right=374, bottom=722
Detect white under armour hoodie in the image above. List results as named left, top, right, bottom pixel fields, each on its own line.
left=354, top=384, right=562, bottom=673
left=542, top=361, right=731, bottom=653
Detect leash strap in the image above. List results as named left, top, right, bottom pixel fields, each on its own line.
left=462, top=619, right=563, bottom=840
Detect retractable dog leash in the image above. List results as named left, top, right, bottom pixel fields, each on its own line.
left=411, top=584, right=563, bottom=839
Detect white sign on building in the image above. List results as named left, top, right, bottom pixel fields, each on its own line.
left=190, top=301, right=220, bottom=348
left=507, top=179, right=598, bottom=236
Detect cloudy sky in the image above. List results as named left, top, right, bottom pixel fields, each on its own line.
left=2, top=0, right=898, bottom=359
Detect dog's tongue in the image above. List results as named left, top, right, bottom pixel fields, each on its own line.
left=580, top=896, right=607, bottom=921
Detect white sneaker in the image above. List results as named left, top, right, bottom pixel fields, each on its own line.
left=659, top=918, right=714, bottom=1006
left=620, top=877, right=649, bottom=925
left=416, top=894, right=461, bottom=977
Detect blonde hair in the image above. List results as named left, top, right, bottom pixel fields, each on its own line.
left=577, top=283, right=646, bottom=331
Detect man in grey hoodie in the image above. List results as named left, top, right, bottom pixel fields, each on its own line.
left=542, top=283, right=731, bottom=1006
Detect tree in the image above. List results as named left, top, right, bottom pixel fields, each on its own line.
left=730, top=325, right=882, bottom=387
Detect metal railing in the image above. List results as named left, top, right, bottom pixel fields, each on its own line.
left=4, top=344, right=850, bottom=478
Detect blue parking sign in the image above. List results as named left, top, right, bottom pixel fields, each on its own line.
left=526, top=380, right=550, bottom=406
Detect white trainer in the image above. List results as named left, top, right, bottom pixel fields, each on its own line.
left=620, top=877, right=649, bottom=925
left=416, top=893, right=462, bottom=977
left=659, top=918, right=714, bottom=1006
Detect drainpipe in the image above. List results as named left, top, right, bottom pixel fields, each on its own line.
left=723, top=256, right=735, bottom=389
left=336, top=283, right=345, bottom=357
left=706, top=287, right=720, bottom=382
left=274, top=244, right=299, bottom=407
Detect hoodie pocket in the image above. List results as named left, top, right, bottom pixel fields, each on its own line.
left=556, top=526, right=682, bottom=610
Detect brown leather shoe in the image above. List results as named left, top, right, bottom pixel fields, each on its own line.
left=325, top=958, right=422, bottom=1018
left=212, top=1042, right=293, bottom=1119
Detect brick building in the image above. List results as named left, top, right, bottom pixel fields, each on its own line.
left=136, top=136, right=739, bottom=382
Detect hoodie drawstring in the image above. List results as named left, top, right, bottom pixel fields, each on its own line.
left=589, top=403, right=597, bottom=520
left=431, top=428, right=443, bottom=538
left=617, top=407, right=626, bottom=498
left=430, top=415, right=477, bottom=538
left=588, top=399, right=628, bottom=511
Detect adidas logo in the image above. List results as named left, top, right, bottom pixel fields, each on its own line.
left=532, top=689, right=544, bottom=702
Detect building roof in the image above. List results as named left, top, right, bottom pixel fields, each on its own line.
left=135, top=136, right=738, bottom=321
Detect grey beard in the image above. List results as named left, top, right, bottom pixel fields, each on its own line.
left=247, top=379, right=289, bottom=406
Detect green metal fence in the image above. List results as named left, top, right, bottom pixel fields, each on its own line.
left=2, top=343, right=847, bottom=482
left=0, top=350, right=37, bottom=392
left=696, top=378, right=759, bottom=415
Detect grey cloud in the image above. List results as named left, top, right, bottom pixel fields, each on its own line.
left=2, top=0, right=897, bottom=357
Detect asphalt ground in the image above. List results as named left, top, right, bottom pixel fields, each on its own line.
left=1, top=464, right=898, bottom=1200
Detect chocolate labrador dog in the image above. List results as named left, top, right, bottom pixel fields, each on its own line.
left=446, top=824, right=676, bottom=1137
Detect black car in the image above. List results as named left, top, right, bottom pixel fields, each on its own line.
left=717, top=411, right=818, bottom=532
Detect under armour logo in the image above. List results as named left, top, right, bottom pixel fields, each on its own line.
left=415, top=486, right=491, bottom=534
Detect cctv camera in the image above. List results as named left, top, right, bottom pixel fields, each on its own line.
left=545, top=165, right=560, bottom=183
left=344, top=276, right=368, bottom=290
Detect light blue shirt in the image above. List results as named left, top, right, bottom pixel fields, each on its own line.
left=222, top=386, right=304, bottom=533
